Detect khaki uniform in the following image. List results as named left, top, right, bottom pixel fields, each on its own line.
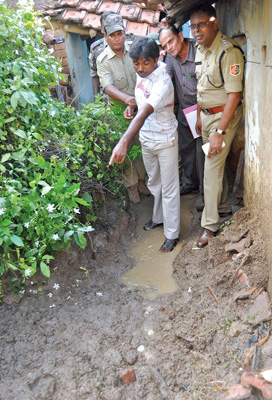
left=195, top=31, right=244, bottom=231
left=97, top=41, right=145, bottom=188
left=97, top=42, right=136, bottom=105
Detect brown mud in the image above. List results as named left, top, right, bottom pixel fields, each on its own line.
left=0, top=192, right=271, bottom=400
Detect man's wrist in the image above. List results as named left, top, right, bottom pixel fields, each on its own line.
left=216, top=128, right=225, bottom=135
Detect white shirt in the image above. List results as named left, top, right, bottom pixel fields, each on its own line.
left=135, top=61, right=178, bottom=143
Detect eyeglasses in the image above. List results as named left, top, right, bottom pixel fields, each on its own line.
left=188, top=20, right=211, bottom=31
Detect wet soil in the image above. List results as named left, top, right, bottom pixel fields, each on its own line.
left=0, top=193, right=271, bottom=400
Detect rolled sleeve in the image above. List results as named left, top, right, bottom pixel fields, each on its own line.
left=97, top=58, right=114, bottom=89
left=222, top=48, right=244, bottom=94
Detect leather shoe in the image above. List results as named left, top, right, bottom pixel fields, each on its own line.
left=197, top=228, right=217, bottom=248
left=219, top=211, right=232, bottom=218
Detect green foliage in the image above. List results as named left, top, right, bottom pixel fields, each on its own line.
left=0, top=1, right=136, bottom=292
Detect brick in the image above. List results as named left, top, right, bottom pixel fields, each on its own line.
left=52, top=50, right=68, bottom=58
left=241, top=372, right=272, bottom=399
left=247, top=291, right=272, bottom=325
left=61, top=66, right=70, bottom=74
left=61, top=58, right=69, bottom=67
left=53, top=42, right=66, bottom=51
left=121, top=369, right=136, bottom=384
left=57, top=0, right=80, bottom=6
left=225, top=237, right=252, bottom=253
left=224, top=383, right=252, bottom=400
left=59, top=74, right=69, bottom=86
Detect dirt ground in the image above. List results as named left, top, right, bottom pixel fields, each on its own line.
left=1, top=192, right=271, bottom=400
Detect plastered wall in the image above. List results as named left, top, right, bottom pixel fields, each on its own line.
left=217, top=0, right=272, bottom=292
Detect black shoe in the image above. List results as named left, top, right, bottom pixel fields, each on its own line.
left=180, top=185, right=199, bottom=196
left=219, top=211, right=232, bottom=218
left=196, top=204, right=204, bottom=212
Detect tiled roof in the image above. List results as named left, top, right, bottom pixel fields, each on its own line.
left=41, top=0, right=162, bottom=36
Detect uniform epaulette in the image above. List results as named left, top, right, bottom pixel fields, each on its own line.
left=97, top=49, right=108, bottom=63
left=221, top=35, right=234, bottom=52
left=91, top=38, right=104, bottom=50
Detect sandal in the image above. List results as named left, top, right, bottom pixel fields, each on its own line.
left=143, top=219, right=163, bottom=231
left=159, top=238, right=179, bottom=253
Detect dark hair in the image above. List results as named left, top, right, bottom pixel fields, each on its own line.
left=100, top=11, right=116, bottom=26
left=129, top=37, right=159, bottom=61
left=159, top=25, right=179, bottom=39
left=189, top=4, right=216, bottom=19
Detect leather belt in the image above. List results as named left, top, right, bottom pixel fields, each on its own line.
left=200, top=102, right=242, bottom=115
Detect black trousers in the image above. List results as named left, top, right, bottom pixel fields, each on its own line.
left=178, top=123, right=205, bottom=196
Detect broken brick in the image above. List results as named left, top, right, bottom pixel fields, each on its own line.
left=121, top=369, right=136, bottom=384
left=247, top=291, right=272, bottom=325
left=241, top=371, right=272, bottom=399
left=234, top=287, right=256, bottom=301
left=225, top=237, right=252, bottom=253
left=224, top=383, right=252, bottom=400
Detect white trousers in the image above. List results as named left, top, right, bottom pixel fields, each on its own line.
left=141, top=135, right=180, bottom=240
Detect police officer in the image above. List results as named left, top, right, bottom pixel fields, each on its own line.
left=97, top=14, right=149, bottom=203
left=89, top=11, right=115, bottom=96
left=189, top=4, right=245, bottom=248
left=89, top=12, right=136, bottom=97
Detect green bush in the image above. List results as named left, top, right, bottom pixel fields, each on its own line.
left=0, top=0, right=138, bottom=291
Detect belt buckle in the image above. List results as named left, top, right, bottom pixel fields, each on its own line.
left=203, top=108, right=211, bottom=115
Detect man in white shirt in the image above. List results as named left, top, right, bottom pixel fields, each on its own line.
left=109, top=37, right=180, bottom=253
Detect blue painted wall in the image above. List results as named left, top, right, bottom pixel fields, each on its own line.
left=66, top=32, right=93, bottom=108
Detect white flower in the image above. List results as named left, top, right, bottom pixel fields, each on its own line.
left=0, top=208, right=5, bottom=215
left=58, top=67, right=62, bottom=72
left=73, top=208, right=81, bottom=214
left=46, top=204, right=55, bottom=213
left=35, top=241, right=39, bottom=248
left=25, top=268, right=32, bottom=277
left=45, top=259, right=50, bottom=265
left=24, top=222, right=30, bottom=228
left=50, top=304, right=56, bottom=308
left=96, top=292, right=103, bottom=297
left=15, top=50, right=19, bottom=55
left=49, top=111, right=56, bottom=117
left=48, top=293, right=53, bottom=298
left=52, top=233, right=59, bottom=240
left=53, top=283, right=60, bottom=290
left=49, top=48, right=54, bottom=53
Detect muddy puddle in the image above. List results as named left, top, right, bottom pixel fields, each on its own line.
left=122, top=194, right=195, bottom=299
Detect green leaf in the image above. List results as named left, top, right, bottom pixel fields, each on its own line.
left=10, top=92, right=20, bottom=109
left=10, top=234, right=24, bottom=247
left=64, top=230, right=74, bottom=242
left=41, top=185, right=53, bottom=195
left=75, top=197, right=88, bottom=206
left=13, top=129, right=26, bottom=139
left=1, top=153, right=10, bottom=163
left=40, top=261, right=50, bottom=278
left=1, top=219, right=12, bottom=226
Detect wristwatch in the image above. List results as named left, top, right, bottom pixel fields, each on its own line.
left=216, top=128, right=225, bottom=135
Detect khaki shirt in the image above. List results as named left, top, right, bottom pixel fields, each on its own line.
left=195, top=31, right=244, bottom=109
left=97, top=41, right=136, bottom=105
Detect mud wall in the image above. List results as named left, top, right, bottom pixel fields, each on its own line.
left=217, top=0, right=272, bottom=293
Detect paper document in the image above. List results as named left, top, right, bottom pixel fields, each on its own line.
left=183, top=104, right=200, bottom=139
left=202, top=141, right=226, bottom=156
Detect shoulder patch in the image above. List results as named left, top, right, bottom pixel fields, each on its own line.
left=230, top=64, right=241, bottom=76
left=91, top=38, right=104, bottom=49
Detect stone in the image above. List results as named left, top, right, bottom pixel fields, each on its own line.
left=124, top=350, right=138, bottom=366
left=246, top=291, right=272, bottom=325
left=234, top=287, right=256, bottom=301
left=223, top=227, right=249, bottom=243
left=224, top=383, right=252, bottom=400
left=121, top=369, right=136, bottom=384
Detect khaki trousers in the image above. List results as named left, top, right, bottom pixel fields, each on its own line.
left=122, top=133, right=146, bottom=188
left=141, top=136, right=180, bottom=240
left=201, top=104, right=243, bottom=232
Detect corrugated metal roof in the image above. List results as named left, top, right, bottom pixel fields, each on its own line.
left=40, top=0, right=161, bottom=35
left=162, top=0, right=217, bottom=27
